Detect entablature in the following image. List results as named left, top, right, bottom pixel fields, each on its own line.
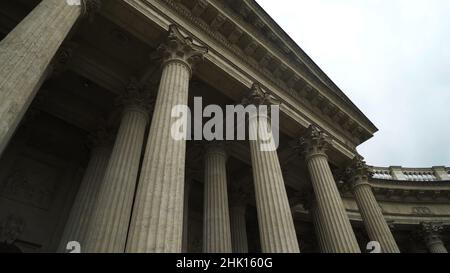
left=168, top=0, right=378, bottom=145
left=102, top=0, right=361, bottom=161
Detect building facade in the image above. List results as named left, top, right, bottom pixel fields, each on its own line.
left=0, top=0, right=448, bottom=253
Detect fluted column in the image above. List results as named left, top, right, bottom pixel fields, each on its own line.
left=244, top=83, right=299, bottom=253
left=309, top=199, right=329, bottom=253
left=299, top=125, right=360, bottom=253
left=0, top=0, right=100, bottom=156
left=347, top=156, right=400, bottom=253
left=203, top=144, right=232, bottom=253
left=421, top=222, right=448, bottom=253
left=85, top=80, right=150, bottom=253
left=229, top=190, right=249, bottom=253
left=126, top=25, right=207, bottom=253
left=182, top=175, right=193, bottom=253
left=58, top=129, right=113, bottom=252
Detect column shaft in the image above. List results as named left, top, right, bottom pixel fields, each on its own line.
left=126, top=25, right=207, bottom=253
left=0, top=0, right=82, bottom=155
left=182, top=179, right=192, bottom=253
left=58, top=143, right=112, bottom=252
left=126, top=61, right=190, bottom=253
left=306, top=154, right=360, bottom=252
left=426, top=238, right=448, bottom=253
left=310, top=200, right=329, bottom=253
left=248, top=114, right=300, bottom=253
left=353, top=182, right=400, bottom=253
left=85, top=106, right=148, bottom=252
left=230, top=205, right=249, bottom=253
left=203, top=145, right=232, bottom=253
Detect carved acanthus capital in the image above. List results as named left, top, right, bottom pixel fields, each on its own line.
left=298, top=125, right=331, bottom=159
left=158, top=25, right=208, bottom=76
left=345, top=155, right=374, bottom=189
left=241, top=83, right=278, bottom=107
left=420, top=222, right=444, bottom=236
left=117, top=78, right=154, bottom=115
left=420, top=222, right=445, bottom=245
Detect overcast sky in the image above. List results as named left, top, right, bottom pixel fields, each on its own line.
left=257, top=0, right=450, bottom=167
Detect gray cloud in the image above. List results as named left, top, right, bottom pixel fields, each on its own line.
left=257, top=0, right=450, bottom=167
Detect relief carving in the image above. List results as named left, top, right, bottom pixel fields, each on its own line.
left=412, top=207, right=433, bottom=216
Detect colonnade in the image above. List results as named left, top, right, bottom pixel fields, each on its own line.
left=1, top=0, right=446, bottom=254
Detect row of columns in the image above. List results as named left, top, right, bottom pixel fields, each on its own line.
left=85, top=82, right=151, bottom=252
left=299, top=127, right=361, bottom=252
left=1, top=0, right=445, bottom=254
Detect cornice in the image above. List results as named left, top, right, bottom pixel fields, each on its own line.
left=341, top=178, right=450, bottom=203
left=111, top=0, right=355, bottom=158
left=243, top=0, right=376, bottom=126
left=211, top=0, right=377, bottom=138
left=157, top=0, right=374, bottom=147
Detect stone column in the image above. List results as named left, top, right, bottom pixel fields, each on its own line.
left=299, top=125, right=360, bottom=253
left=182, top=174, right=193, bottom=253
left=420, top=222, right=448, bottom=253
left=0, top=0, right=100, bottom=156
left=310, top=201, right=330, bottom=253
left=347, top=156, right=400, bottom=253
left=58, top=129, right=113, bottom=252
left=203, top=144, right=232, bottom=253
left=126, top=25, right=207, bottom=253
left=244, top=83, right=300, bottom=253
left=229, top=189, right=249, bottom=253
left=85, top=80, right=150, bottom=253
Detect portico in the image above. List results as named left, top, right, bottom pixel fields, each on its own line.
left=0, top=0, right=449, bottom=253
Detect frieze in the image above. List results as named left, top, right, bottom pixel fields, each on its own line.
left=412, top=207, right=434, bottom=216
left=371, top=185, right=450, bottom=203
left=212, top=0, right=372, bottom=132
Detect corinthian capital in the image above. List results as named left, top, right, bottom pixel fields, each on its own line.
left=345, top=155, right=373, bottom=188
left=298, top=125, right=331, bottom=158
left=420, top=222, right=445, bottom=245
left=158, top=25, right=208, bottom=75
left=241, top=83, right=278, bottom=106
left=117, top=78, right=154, bottom=114
left=420, top=222, right=444, bottom=237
